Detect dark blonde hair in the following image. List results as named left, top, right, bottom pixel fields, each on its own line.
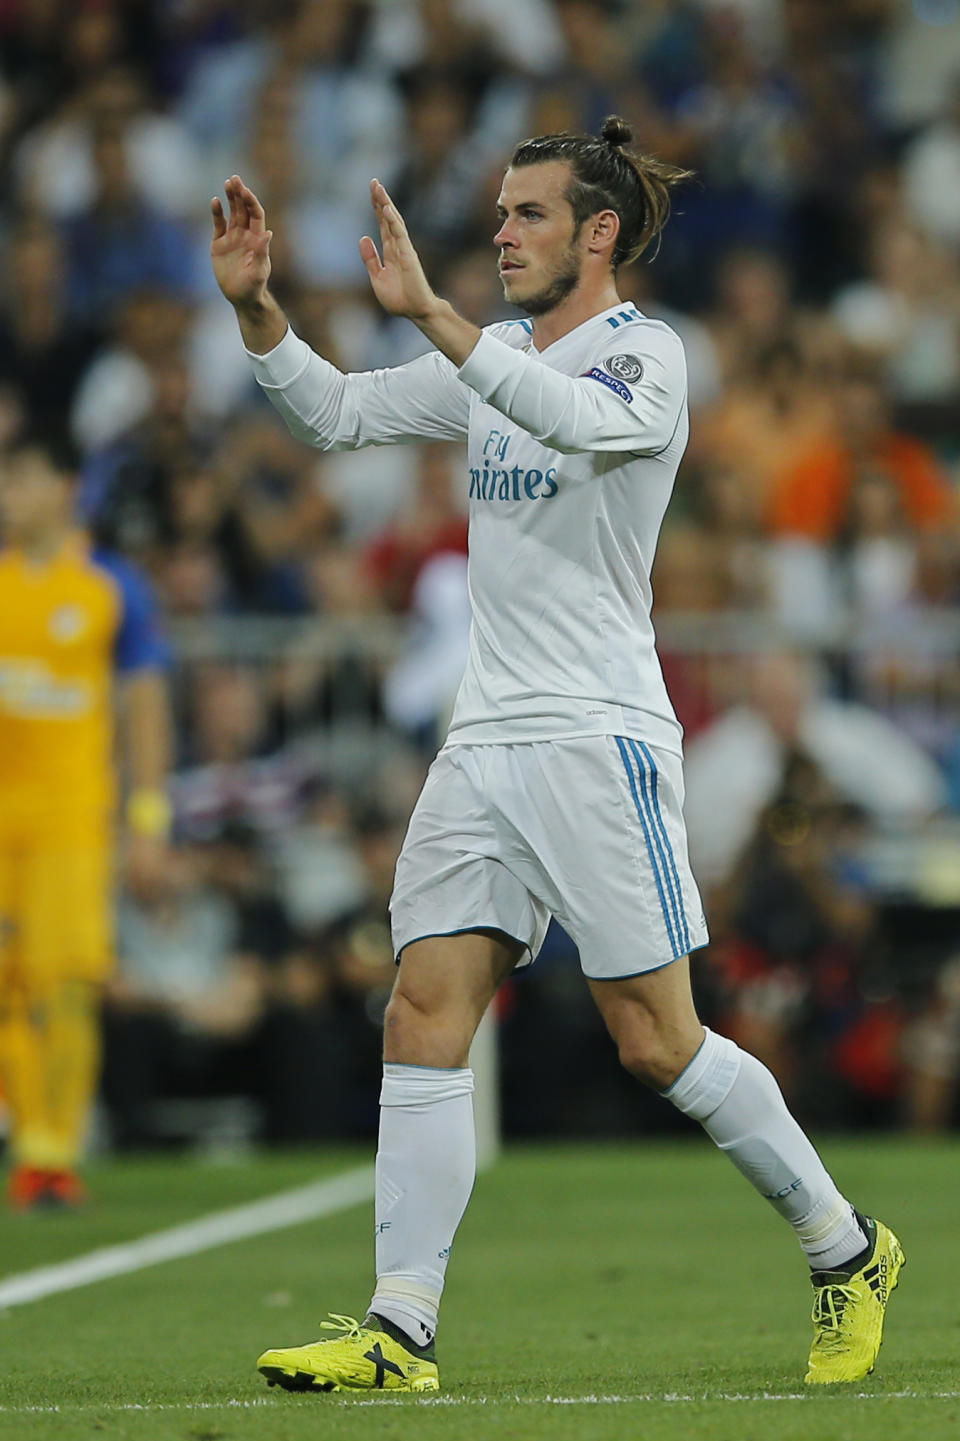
left=510, top=115, right=693, bottom=267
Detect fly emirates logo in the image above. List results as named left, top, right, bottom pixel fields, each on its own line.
left=469, top=428, right=558, bottom=503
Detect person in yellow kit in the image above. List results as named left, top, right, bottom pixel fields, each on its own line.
left=0, top=427, right=171, bottom=1209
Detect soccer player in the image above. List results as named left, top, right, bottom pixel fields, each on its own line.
left=211, top=116, right=903, bottom=1391
left=0, top=429, right=171, bottom=1208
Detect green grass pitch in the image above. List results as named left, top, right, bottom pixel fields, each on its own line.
left=0, top=1138, right=957, bottom=1440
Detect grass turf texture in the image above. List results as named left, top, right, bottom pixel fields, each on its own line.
left=0, top=1139, right=956, bottom=1440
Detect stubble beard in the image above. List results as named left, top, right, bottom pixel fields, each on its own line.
left=504, top=242, right=583, bottom=317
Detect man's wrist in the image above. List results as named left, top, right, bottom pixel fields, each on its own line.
left=410, top=295, right=451, bottom=330
left=234, top=290, right=288, bottom=356
left=413, top=298, right=481, bottom=368
left=126, top=787, right=172, bottom=839
left=234, top=291, right=273, bottom=323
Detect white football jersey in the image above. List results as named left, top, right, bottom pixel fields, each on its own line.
left=247, top=300, right=689, bottom=754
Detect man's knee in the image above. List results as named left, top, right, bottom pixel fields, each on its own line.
left=613, top=1015, right=704, bottom=1091
left=590, top=965, right=703, bottom=1091
left=383, top=983, right=473, bottom=1068
left=383, top=985, right=430, bottom=1048
left=616, top=1025, right=669, bottom=1089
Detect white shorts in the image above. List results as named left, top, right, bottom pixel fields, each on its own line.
left=390, top=736, right=709, bottom=980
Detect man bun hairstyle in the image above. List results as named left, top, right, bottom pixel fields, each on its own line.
left=600, top=115, right=633, bottom=149
left=510, top=114, right=693, bottom=268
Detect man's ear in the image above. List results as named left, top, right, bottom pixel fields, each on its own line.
left=587, top=208, right=620, bottom=259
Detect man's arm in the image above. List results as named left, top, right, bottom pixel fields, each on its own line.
left=121, top=669, right=171, bottom=799
left=119, top=667, right=173, bottom=899
left=101, top=552, right=175, bottom=897
left=211, top=176, right=471, bottom=448
left=210, top=176, right=288, bottom=353
left=362, top=180, right=685, bottom=455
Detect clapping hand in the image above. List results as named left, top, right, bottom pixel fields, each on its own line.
left=360, top=179, right=439, bottom=322
left=211, top=175, right=273, bottom=310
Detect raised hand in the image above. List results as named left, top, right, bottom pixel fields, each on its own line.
left=359, top=179, right=439, bottom=322
left=211, top=175, right=273, bottom=310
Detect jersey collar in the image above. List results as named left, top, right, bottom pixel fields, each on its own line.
left=527, top=301, right=646, bottom=357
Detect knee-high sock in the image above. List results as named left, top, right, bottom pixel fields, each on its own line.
left=45, top=981, right=101, bottom=1167
left=664, top=1029, right=867, bottom=1270
left=0, top=988, right=60, bottom=1168
left=369, top=1064, right=476, bottom=1345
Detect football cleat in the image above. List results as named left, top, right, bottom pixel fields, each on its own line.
left=805, top=1215, right=905, bottom=1384
left=257, top=1312, right=440, bottom=1394
left=7, top=1165, right=87, bottom=1211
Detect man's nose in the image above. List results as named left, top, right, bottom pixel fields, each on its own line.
left=494, top=223, right=517, bottom=248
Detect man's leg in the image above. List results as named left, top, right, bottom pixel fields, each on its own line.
left=257, top=927, right=521, bottom=1393
left=590, top=958, right=904, bottom=1382
left=369, top=929, right=522, bottom=1345
left=590, top=959, right=867, bottom=1265
left=17, top=842, right=111, bottom=1193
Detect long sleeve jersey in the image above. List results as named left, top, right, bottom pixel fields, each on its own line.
left=247, top=301, right=689, bottom=754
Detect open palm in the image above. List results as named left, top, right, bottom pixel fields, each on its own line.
left=359, top=179, right=437, bottom=320
left=210, top=175, right=272, bottom=308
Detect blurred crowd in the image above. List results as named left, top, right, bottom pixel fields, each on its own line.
left=2, top=0, right=960, bottom=1142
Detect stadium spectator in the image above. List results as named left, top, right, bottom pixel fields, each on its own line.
left=690, top=338, right=835, bottom=522
left=61, top=118, right=198, bottom=328
left=902, top=74, right=960, bottom=249
left=72, top=289, right=192, bottom=454
left=310, top=803, right=412, bottom=1137
left=702, top=752, right=888, bottom=1121
left=831, top=218, right=960, bottom=409
left=13, top=63, right=202, bottom=225
left=179, top=0, right=399, bottom=275
left=768, top=366, right=956, bottom=542
left=102, top=844, right=267, bottom=1150
left=384, top=550, right=472, bottom=750
left=367, top=0, right=565, bottom=81
left=683, top=650, right=947, bottom=889
left=901, top=954, right=960, bottom=1131
left=172, top=664, right=315, bottom=838
left=705, top=247, right=801, bottom=384
left=0, top=216, right=99, bottom=434
left=389, top=70, right=498, bottom=270
left=364, top=443, right=468, bottom=613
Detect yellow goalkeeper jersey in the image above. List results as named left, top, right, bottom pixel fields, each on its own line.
left=0, top=535, right=167, bottom=838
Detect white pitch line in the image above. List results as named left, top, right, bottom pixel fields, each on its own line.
left=0, top=1165, right=374, bottom=1310
left=0, top=1390, right=958, bottom=1414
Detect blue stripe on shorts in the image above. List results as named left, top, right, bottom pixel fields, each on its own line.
left=631, top=739, right=691, bottom=955
left=615, top=736, right=682, bottom=959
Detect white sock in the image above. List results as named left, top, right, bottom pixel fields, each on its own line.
left=664, top=1030, right=868, bottom=1270
left=368, top=1063, right=476, bottom=1346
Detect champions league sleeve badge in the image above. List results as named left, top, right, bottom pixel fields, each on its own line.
left=581, top=351, right=645, bottom=402
left=603, top=354, right=644, bottom=384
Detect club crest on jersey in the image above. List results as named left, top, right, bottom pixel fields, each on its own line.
left=49, top=605, right=87, bottom=642
left=604, top=353, right=644, bottom=384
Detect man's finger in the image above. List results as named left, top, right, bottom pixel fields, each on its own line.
left=225, top=176, right=248, bottom=229
left=359, top=235, right=383, bottom=279
left=380, top=192, right=413, bottom=254
left=210, top=197, right=227, bottom=240
left=383, top=202, right=406, bottom=240
left=237, top=179, right=267, bottom=235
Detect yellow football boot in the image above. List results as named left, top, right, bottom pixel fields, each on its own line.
left=805, top=1216, right=905, bottom=1384
left=257, top=1312, right=439, bottom=1394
